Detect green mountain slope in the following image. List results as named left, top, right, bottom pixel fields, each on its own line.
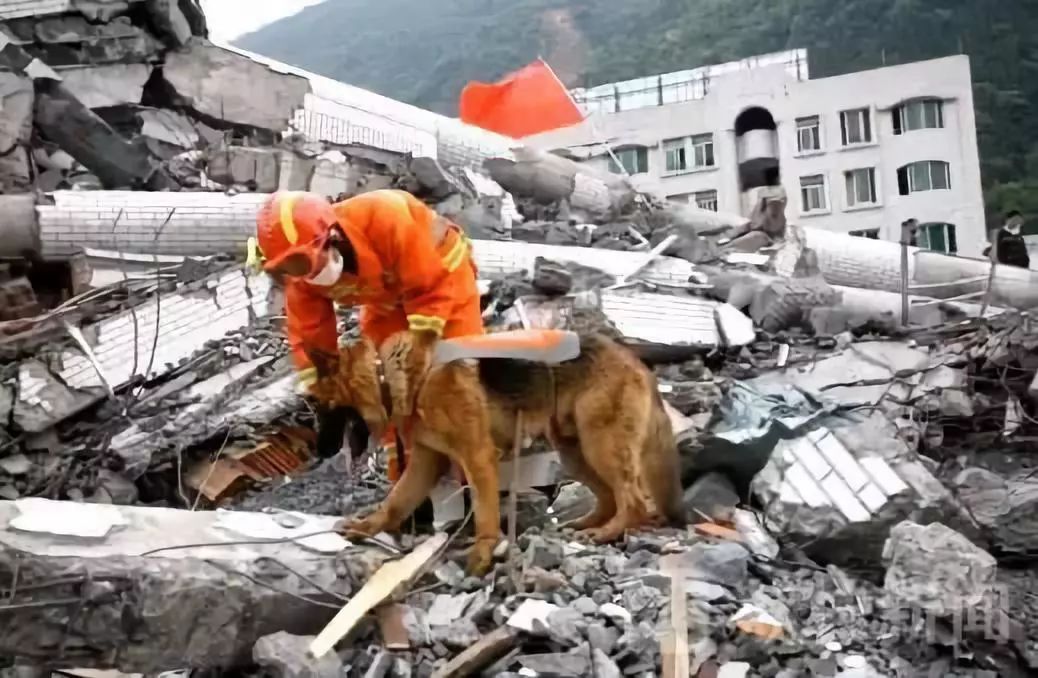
left=236, top=0, right=1038, bottom=223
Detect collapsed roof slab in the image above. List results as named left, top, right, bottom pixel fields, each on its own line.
left=0, top=498, right=396, bottom=672
left=163, top=38, right=311, bottom=131
left=4, top=265, right=275, bottom=434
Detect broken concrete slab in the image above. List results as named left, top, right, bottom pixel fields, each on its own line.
left=162, top=39, right=310, bottom=131
left=34, top=77, right=178, bottom=189
left=952, top=467, right=1038, bottom=554
left=58, top=64, right=150, bottom=108
left=28, top=13, right=163, bottom=66
left=749, top=276, right=842, bottom=333
left=12, top=358, right=102, bottom=433
left=144, top=0, right=194, bottom=48
left=0, top=499, right=391, bottom=672
left=750, top=411, right=959, bottom=565
left=110, top=356, right=274, bottom=477
left=207, top=146, right=280, bottom=191
left=253, top=632, right=342, bottom=678
left=0, top=72, right=33, bottom=192
left=683, top=471, right=740, bottom=523
left=882, top=520, right=997, bottom=617
left=137, top=107, right=200, bottom=148
left=749, top=339, right=959, bottom=410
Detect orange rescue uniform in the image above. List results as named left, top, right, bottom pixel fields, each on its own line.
left=282, top=189, right=484, bottom=480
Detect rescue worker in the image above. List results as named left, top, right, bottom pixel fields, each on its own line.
left=251, top=189, right=484, bottom=483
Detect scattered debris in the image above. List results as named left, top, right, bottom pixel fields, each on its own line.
left=2, top=4, right=1038, bottom=677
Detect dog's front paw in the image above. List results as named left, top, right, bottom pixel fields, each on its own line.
left=577, top=524, right=625, bottom=544
left=466, top=538, right=496, bottom=576
left=335, top=514, right=385, bottom=538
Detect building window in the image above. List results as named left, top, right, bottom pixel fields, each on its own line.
left=663, top=138, right=687, bottom=173
left=796, top=116, right=821, bottom=153
left=897, top=160, right=951, bottom=195
left=799, top=174, right=827, bottom=213
left=610, top=147, right=649, bottom=175
left=844, top=167, right=878, bottom=207
left=694, top=190, right=718, bottom=211
left=916, top=222, right=957, bottom=254
left=849, top=228, right=880, bottom=240
left=840, top=107, right=873, bottom=146
left=662, top=135, right=714, bottom=173
left=691, top=134, right=715, bottom=168
left=893, top=99, right=944, bottom=135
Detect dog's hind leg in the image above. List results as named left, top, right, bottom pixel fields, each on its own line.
left=641, top=404, right=687, bottom=527
left=451, top=438, right=500, bottom=576
left=552, top=435, right=616, bottom=531
left=338, top=443, right=450, bottom=538
left=572, top=390, right=653, bottom=543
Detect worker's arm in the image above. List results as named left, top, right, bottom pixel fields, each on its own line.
left=387, top=195, right=458, bottom=336
left=284, top=279, right=339, bottom=391
left=375, top=193, right=457, bottom=418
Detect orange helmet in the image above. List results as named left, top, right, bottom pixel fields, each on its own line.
left=255, top=191, right=339, bottom=277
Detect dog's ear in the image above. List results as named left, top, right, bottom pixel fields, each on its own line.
left=305, top=347, right=340, bottom=379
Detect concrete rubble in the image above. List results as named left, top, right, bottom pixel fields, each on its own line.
left=2, top=3, right=1038, bottom=677
left=0, top=498, right=393, bottom=671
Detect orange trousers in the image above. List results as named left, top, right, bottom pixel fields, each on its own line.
left=360, top=260, right=484, bottom=483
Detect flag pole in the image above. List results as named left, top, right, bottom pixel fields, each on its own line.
left=560, top=63, right=652, bottom=213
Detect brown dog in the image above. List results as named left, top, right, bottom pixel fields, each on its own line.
left=310, top=331, right=687, bottom=575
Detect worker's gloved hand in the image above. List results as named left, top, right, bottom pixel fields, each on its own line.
left=307, top=374, right=347, bottom=408
left=302, top=348, right=349, bottom=408
left=380, top=330, right=437, bottom=425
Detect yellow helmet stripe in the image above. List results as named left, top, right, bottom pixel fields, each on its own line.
left=279, top=192, right=304, bottom=244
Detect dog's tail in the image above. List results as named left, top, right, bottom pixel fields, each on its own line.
left=642, top=389, right=687, bottom=527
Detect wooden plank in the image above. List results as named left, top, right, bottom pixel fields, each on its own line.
left=377, top=603, right=411, bottom=651
left=308, top=533, right=448, bottom=659
left=430, top=626, right=520, bottom=678
left=659, top=553, right=690, bottom=678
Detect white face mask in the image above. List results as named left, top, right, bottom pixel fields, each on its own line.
left=307, top=248, right=344, bottom=286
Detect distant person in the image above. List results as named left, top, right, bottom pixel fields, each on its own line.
left=902, top=218, right=918, bottom=247
left=983, top=210, right=1030, bottom=268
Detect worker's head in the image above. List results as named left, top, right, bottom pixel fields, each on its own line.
left=254, top=191, right=357, bottom=284
left=1006, top=210, right=1024, bottom=232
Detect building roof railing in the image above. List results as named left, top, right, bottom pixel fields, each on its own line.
left=571, top=48, right=808, bottom=115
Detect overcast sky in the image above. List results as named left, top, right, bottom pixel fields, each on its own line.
left=200, top=0, right=326, bottom=42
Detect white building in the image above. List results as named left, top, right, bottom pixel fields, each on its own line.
left=526, top=50, right=987, bottom=257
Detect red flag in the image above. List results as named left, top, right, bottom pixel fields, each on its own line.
left=459, top=59, right=585, bottom=139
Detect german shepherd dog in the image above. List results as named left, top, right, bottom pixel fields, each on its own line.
left=309, top=331, right=687, bottom=575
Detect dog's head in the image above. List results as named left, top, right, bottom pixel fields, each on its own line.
left=306, top=337, right=389, bottom=441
